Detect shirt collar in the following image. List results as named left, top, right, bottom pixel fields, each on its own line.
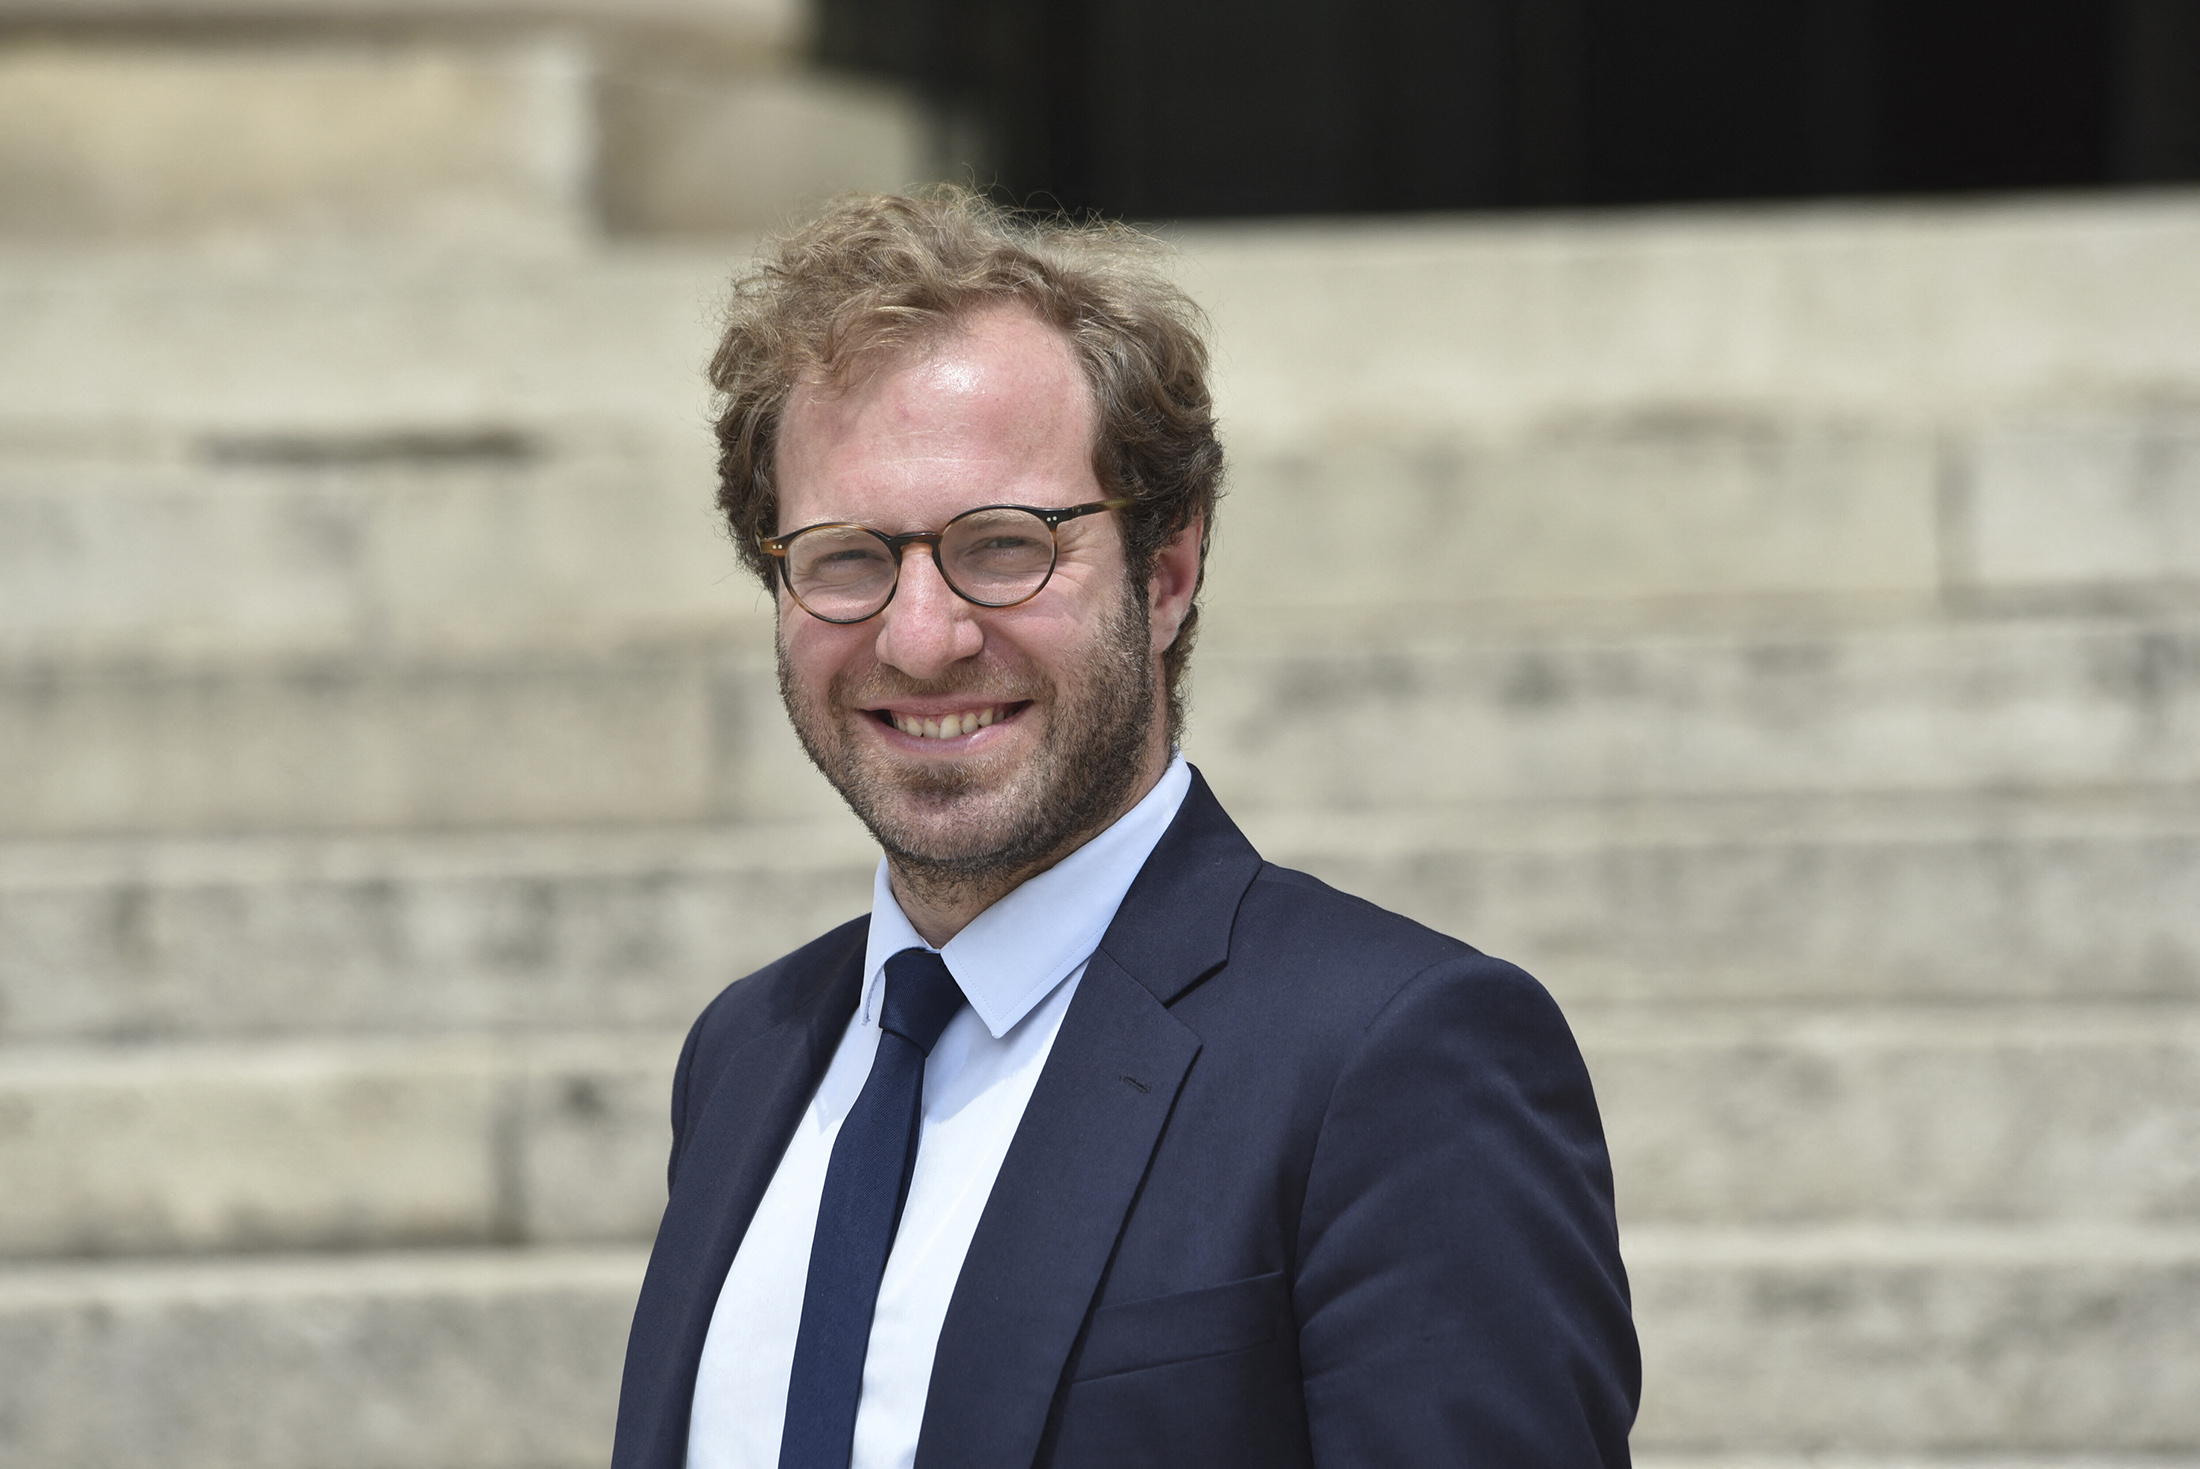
left=862, top=752, right=1193, bottom=1039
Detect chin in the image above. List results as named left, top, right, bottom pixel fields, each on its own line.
left=847, top=742, right=1079, bottom=876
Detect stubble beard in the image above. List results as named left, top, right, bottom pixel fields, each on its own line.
left=778, top=580, right=1158, bottom=910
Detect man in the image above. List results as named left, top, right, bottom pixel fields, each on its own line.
left=613, top=189, right=1638, bottom=1469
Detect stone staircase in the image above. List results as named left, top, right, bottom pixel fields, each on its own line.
left=4, top=83, right=2200, bottom=1462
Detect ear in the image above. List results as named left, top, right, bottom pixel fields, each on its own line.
left=1147, top=515, right=1203, bottom=654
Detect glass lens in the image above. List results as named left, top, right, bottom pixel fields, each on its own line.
left=941, top=507, right=1056, bottom=605
left=785, top=525, right=896, bottom=618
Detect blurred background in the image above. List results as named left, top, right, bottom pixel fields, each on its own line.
left=2, top=1, right=2198, bottom=1465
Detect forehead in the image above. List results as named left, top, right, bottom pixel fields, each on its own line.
left=774, top=306, right=1098, bottom=530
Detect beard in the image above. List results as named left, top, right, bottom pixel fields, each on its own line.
left=778, top=577, right=1158, bottom=897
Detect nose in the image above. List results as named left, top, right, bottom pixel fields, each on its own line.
left=873, top=545, right=983, bottom=679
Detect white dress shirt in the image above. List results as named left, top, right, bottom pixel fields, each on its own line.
left=686, top=754, right=1193, bottom=1469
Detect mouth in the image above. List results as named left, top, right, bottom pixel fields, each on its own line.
left=872, top=701, right=1028, bottom=740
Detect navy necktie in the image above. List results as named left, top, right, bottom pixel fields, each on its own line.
left=779, top=947, right=967, bottom=1469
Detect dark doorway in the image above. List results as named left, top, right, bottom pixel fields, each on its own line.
left=815, top=0, right=2200, bottom=218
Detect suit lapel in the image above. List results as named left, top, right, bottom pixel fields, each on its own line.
left=614, top=942, right=864, bottom=1469
left=913, top=769, right=1265, bottom=1469
left=915, top=951, right=1201, bottom=1469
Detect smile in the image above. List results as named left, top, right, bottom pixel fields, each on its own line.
left=880, top=703, right=1022, bottom=739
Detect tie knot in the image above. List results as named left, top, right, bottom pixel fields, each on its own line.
left=880, top=948, right=965, bottom=1056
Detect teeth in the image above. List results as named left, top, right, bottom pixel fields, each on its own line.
left=892, top=706, right=1005, bottom=739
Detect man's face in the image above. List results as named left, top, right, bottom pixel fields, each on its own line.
left=771, top=306, right=1173, bottom=882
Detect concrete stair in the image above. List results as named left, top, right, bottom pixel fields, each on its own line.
left=0, top=1, right=919, bottom=245
left=5, top=193, right=2200, bottom=1466
left=7, top=610, right=2197, bottom=836
left=3, top=1008, right=2195, bottom=1255
left=0, top=1247, right=647, bottom=1469
left=2, top=792, right=2192, bottom=1048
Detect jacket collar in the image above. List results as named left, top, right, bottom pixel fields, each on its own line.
left=1097, top=764, right=1264, bottom=1005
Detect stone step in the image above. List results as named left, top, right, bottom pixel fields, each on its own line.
left=13, top=195, right=2200, bottom=442
left=5, top=609, right=2196, bottom=837
left=1585, top=1007, right=2200, bottom=1229
left=2, top=1008, right=2195, bottom=1261
left=0, top=641, right=788, bottom=835
left=1192, top=609, right=2200, bottom=816
left=0, top=417, right=1954, bottom=663
left=0, top=822, right=873, bottom=1042
left=0, top=1035, right=679, bottom=1260
left=1635, top=1460, right=2198, bottom=1468
left=1187, top=192, right=2200, bottom=448
left=0, top=1246, right=643, bottom=1469
left=14, top=403, right=2200, bottom=669
left=1, top=794, right=2191, bottom=1047
left=0, top=36, right=594, bottom=245
left=1252, top=791, right=2200, bottom=1006
left=1, top=1231, right=2195, bottom=1466
left=0, top=19, right=924, bottom=242
left=11, top=383, right=2200, bottom=669
left=10, top=0, right=798, bottom=25
left=1626, top=1225, right=2200, bottom=1456
left=0, top=431, right=745, bottom=665
left=0, top=247, right=730, bottom=444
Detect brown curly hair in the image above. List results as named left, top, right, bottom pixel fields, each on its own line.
left=708, top=187, right=1225, bottom=740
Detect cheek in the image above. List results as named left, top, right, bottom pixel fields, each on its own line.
left=779, top=619, right=864, bottom=695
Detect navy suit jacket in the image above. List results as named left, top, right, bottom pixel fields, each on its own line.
left=613, top=770, right=1639, bottom=1467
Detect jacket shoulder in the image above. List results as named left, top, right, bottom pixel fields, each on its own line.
left=682, top=915, right=867, bottom=1080
left=1234, top=859, right=1488, bottom=996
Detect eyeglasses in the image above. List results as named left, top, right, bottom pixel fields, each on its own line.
left=759, top=498, right=1134, bottom=624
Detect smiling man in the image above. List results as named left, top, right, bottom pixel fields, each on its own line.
left=611, top=190, right=1639, bottom=1469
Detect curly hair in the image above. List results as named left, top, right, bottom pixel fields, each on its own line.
left=708, top=187, right=1225, bottom=740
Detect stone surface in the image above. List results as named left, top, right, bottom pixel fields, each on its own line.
left=1192, top=611, right=2200, bottom=813
left=1582, top=1009, right=2200, bottom=1227
left=1257, top=794, right=2200, bottom=1005
left=0, top=433, right=746, bottom=663
left=0, top=825, right=873, bottom=1042
left=12, top=194, right=2200, bottom=441
left=5, top=0, right=796, bottom=25
left=3, top=1236, right=2197, bottom=1466
left=0, top=1247, right=644, bottom=1469
left=6, top=612, right=2197, bottom=837
left=1, top=801, right=2193, bottom=1047
left=0, top=1042, right=503, bottom=1256
left=0, top=38, right=591, bottom=244
left=1627, top=1227, right=2200, bottom=1453
left=1635, top=1460, right=2200, bottom=1468
left=1961, top=409, right=2200, bottom=594
left=2, top=1010, right=2195, bottom=1259
left=1180, top=193, right=2200, bottom=446
left=2, top=418, right=1948, bottom=663
left=0, top=1036, right=679, bottom=1257
left=599, top=69, right=925, bottom=236
left=1636, top=1451, right=2200, bottom=1460
left=0, top=647, right=738, bottom=835
left=1199, top=419, right=1942, bottom=611
left=0, top=248, right=732, bottom=442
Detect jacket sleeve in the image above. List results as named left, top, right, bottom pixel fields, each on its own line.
left=1293, top=953, right=1639, bottom=1466
left=665, top=1005, right=709, bottom=1193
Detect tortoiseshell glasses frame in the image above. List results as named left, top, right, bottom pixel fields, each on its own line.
left=759, top=498, right=1134, bottom=624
